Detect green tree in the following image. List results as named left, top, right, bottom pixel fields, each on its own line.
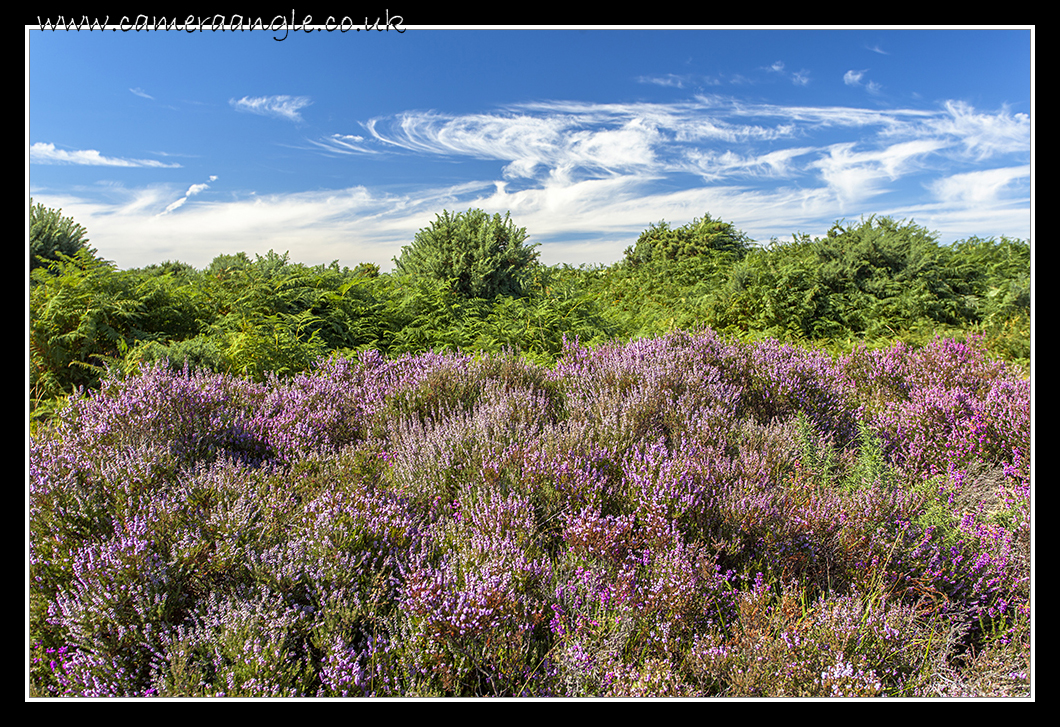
left=623, top=213, right=752, bottom=268
left=30, top=199, right=96, bottom=271
left=394, top=209, right=539, bottom=300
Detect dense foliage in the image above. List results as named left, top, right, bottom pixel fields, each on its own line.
left=30, top=199, right=95, bottom=271
left=29, top=333, right=1030, bottom=696
left=623, top=213, right=751, bottom=268
left=394, top=209, right=539, bottom=300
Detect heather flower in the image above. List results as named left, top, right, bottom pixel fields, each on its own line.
left=29, top=329, right=1030, bottom=697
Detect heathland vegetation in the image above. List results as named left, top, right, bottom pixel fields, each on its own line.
left=29, top=203, right=1030, bottom=696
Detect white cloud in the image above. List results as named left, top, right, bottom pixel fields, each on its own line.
left=230, top=95, right=312, bottom=123
left=160, top=175, right=218, bottom=215
left=843, top=70, right=881, bottom=94
left=636, top=73, right=687, bottom=88
left=760, top=61, right=812, bottom=88
left=308, top=133, right=379, bottom=156
left=682, top=146, right=816, bottom=181
left=635, top=73, right=721, bottom=89
left=811, top=138, right=948, bottom=210
left=930, top=166, right=1030, bottom=206
left=351, top=97, right=977, bottom=201
left=33, top=184, right=410, bottom=270
left=934, top=100, right=1031, bottom=160
left=30, top=142, right=182, bottom=168
left=361, top=100, right=809, bottom=186
left=695, top=95, right=934, bottom=131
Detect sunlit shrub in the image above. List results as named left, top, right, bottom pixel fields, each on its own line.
left=29, top=329, right=1030, bottom=697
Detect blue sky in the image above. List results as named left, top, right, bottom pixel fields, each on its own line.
left=28, top=25, right=1033, bottom=272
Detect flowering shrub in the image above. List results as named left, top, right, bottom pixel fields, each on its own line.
left=29, top=330, right=1030, bottom=697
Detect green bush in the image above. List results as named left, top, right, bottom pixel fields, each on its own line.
left=703, top=216, right=983, bottom=341
left=623, top=213, right=751, bottom=268
left=394, top=209, right=539, bottom=300
left=30, top=249, right=140, bottom=411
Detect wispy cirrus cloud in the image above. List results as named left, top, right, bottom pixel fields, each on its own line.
left=30, top=142, right=182, bottom=168
left=635, top=73, right=722, bottom=89
left=930, top=165, right=1030, bottom=206
left=354, top=99, right=806, bottom=184
left=811, top=138, right=949, bottom=209
left=636, top=73, right=691, bottom=88
left=298, top=94, right=1028, bottom=249
left=339, top=95, right=998, bottom=195
left=230, top=95, right=312, bottom=122
left=931, top=100, right=1031, bottom=160
left=309, top=133, right=380, bottom=156
left=161, top=175, right=218, bottom=215
left=682, top=146, right=817, bottom=182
